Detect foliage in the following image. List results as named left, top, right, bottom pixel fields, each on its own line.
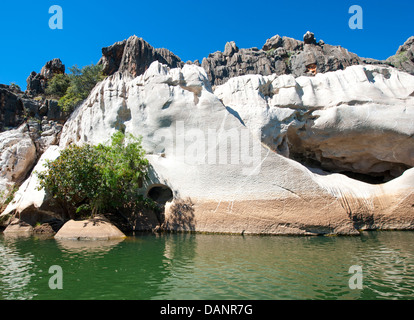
left=37, top=132, right=151, bottom=219
left=59, top=64, right=106, bottom=113
left=44, top=64, right=106, bottom=113
left=45, top=73, right=71, bottom=99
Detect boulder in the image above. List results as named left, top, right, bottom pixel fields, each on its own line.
left=303, top=31, right=316, bottom=45
left=40, top=58, right=65, bottom=79
left=3, top=218, right=33, bottom=235
left=54, top=216, right=126, bottom=240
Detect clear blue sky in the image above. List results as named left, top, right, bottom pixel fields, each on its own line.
left=1, top=0, right=413, bottom=90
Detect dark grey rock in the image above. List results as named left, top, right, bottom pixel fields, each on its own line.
left=98, top=40, right=127, bottom=76
left=26, top=58, right=65, bottom=96
left=386, top=36, right=414, bottom=75
left=303, top=31, right=316, bottom=45
left=0, top=87, right=26, bottom=131
left=98, top=36, right=184, bottom=77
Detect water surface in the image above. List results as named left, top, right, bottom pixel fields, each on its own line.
left=0, top=231, right=413, bottom=300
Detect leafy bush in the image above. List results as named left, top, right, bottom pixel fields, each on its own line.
left=45, top=73, right=71, bottom=99
left=44, top=64, right=105, bottom=113
left=59, top=64, right=106, bottom=113
left=37, top=132, right=151, bottom=219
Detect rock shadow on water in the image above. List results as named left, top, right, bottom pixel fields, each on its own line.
left=55, top=238, right=125, bottom=254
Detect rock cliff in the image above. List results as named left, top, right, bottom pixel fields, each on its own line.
left=1, top=33, right=413, bottom=235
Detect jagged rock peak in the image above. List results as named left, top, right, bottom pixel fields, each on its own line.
left=98, top=35, right=184, bottom=77
left=386, top=36, right=414, bottom=75
left=26, top=58, right=65, bottom=96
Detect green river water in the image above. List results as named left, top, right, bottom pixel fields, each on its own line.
left=0, top=231, right=413, bottom=300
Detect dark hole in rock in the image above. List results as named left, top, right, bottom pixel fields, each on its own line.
left=147, top=185, right=173, bottom=205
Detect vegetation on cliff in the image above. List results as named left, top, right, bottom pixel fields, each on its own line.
left=45, top=64, right=105, bottom=113
left=37, top=131, right=152, bottom=219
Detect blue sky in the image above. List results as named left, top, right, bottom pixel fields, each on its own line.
left=1, top=0, right=413, bottom=90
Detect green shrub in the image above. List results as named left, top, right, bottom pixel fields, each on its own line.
left=45, top=73, right=71, bottom=99
left=59, top=64, right=106, bottom=113
left=37, top=132, right=150, bottom=219
left=44, top=63, right=106, bottom=113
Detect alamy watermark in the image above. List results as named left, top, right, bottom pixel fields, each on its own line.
left=348, top=265, right=363, bottom=290
left=49, top=5, right=63, bottom=30
left=349, top=5, right=363, bottom=30
left=48, top=265, right=63, bottom=290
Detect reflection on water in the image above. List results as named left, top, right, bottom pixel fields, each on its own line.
left=0, top=238, right=35, bottom=300
left=0, top=231, right=414, bottom=300
left=56, top=238, right=125, bottom=254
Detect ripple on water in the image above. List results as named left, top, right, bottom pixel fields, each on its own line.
left=1, top=231, right=414, bottom=300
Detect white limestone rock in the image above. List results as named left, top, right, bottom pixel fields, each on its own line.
left=215, top=65, right=414, bottom=179
left=1, top=146, right=62, bottom=225
left=0, top=124, right=37, bottom=203
left=55, top=61, right=414, bottom=235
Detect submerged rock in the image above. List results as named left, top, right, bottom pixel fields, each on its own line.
left=3, top=218, right=33, bottom=235
left=55, top=216, right=126, bottom=240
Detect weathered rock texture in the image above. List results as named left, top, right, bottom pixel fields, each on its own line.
left=55, top=216, right=126, bottom=240
left=2, top=34, right=414, bottom=236
left=202, top=31, right=363, bottom=86
left=215, top=65, right=414, bottom=182
left=387, top=36, right=414, bottom=75
left=52, top=61, right=414, bottom=235
left=98, top=36, right=184, bottom=77
left=0, top=124, right=37, bottom=204
left=1, top=146, right=64, bottom=224
left=26, top=58, right=65, bottom=96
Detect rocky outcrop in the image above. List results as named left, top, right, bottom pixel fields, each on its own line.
left=215, top=64, right=414, bottom=182
left=52, top=61, right=414, bottom=235
left=26, top=58, right=65, bottom=96
left=1, top=146, right=64, bottom=224
left=0, top=124, right=37, bottom=204
left=2, top=34, right=414, bottom=236
left=98, top=35, right=184, bottom=77
left=55, top=216, right=126, bottom=240
left=202, top=31, right=363, bottom=86
left=1, top=83, right=66, bottom=132
left=386, top=36, right=414, bottom=75
left=0, top=85, right=26, bottom=131
left=3, top=218, right=33, bottom=236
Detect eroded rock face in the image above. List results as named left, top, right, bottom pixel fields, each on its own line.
left=1, top=146, right=64, bottom=224
left=0, top=85, right=26, bottom=131
left=26, top=58, right=65, bottom=96
left=54, top=61, right=414, bottom=235
left=0, top=124, right=37, bottom=203
left=387, top=36, right=414, bottom=75
left=202, top=32, right=363, bottom=86
left=215, top=65, right=414, bottom=182
left=98, top=35, right=184, bottom=77
left=4, top=34, right=414, bottom=235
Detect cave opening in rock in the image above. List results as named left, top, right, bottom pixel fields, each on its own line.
left=146, top=184, right=173, bottom=205
left=289, top=151, right=407, bottom=185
